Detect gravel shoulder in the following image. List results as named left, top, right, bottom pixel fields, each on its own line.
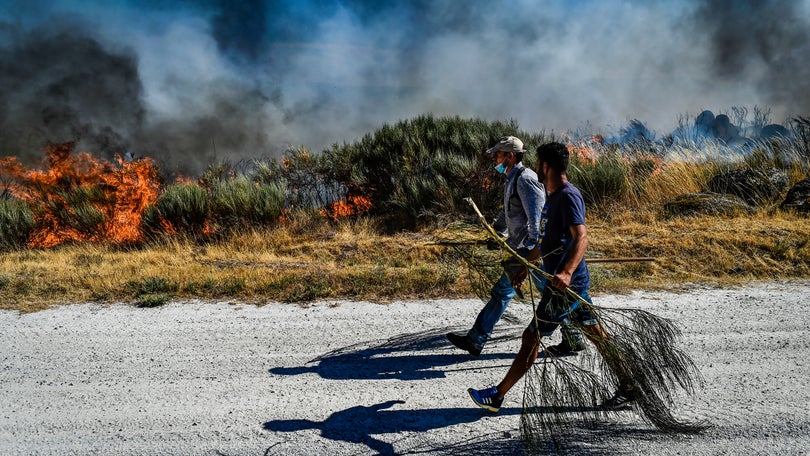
left=1, top=281, right=809, bottom=455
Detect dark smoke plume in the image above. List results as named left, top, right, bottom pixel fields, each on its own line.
left=0, top=26, right=144, bottom=162
left=0, top=19, right=284, bottom=177
left=691, top=0, right=810, bottom=113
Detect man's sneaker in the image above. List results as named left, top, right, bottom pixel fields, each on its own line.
left=468, top=386, right=503, bottom=413
left=447, top=332, right=482, bottom=357
left=600, top=388, right=637, bottom=410
left=540, top=341, right=585, bottom=358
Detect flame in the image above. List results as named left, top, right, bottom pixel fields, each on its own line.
left=320, top=194, right=373, bottom=221
left=566, top=142, right=597, bottom=164
left=1, top=142, right=161, bottom=247
left=649, top=156, right=665, bottom=177
left=278, top=208, right=292, bottom=223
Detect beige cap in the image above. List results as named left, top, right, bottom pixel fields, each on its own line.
left=486, top=136, right=524, bottom=154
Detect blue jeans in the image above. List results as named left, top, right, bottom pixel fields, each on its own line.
left=466, top=266, right=546, bottom=349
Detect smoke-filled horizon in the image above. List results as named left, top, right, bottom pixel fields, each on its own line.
left=1, top=0, right=809, bottom=175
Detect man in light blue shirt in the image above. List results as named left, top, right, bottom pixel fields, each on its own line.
left=447, top=136, right=548, bottom=356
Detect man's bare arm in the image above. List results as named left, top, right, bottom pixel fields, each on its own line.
left=551, top=224, right=588, bottom=290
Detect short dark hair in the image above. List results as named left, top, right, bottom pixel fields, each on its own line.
left=536, top=142, right=569, bottom=173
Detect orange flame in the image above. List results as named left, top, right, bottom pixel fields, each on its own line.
left=320, top=194, right=373, bottom=221
left=566, top=142, right=597, bottom=164
left=1, top=142, right=161, bottom=247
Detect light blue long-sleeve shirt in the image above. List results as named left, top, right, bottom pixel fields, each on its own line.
left=491, top=163, right=545, bottom=251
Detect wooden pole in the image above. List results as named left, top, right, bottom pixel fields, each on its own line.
left=429, top=241, right=656, bottom=264
left=587, top=257, right=656, bottom=264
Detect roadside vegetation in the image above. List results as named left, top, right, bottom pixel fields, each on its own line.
left=1, top=113, right=809, bottom=312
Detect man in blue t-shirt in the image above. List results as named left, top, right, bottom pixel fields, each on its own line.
left=467, top=142, right=637, bottom=413
left=537, top=163, right=591, bottom=293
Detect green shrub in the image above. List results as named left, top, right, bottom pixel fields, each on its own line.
left=320, top=114, right=546, bottom=228
left=790, top=116, right=810, bottom=162
left=627, top=156, right=660, bottom=200
left=212, top=176, right=286, bottom=229
left=0, top=198, right=34, bottom=250
left=215, top=277, right=245, bottom=296
left=126, top=276, right=174, bottom=296
left=256, top=147, right=339, bottom=210
left=199, top=161, right=236, bottom=189
left=135, top=293, right=171, bottom=308
left=142, top=183, right=211, bottom=236
left=127, top=276, right=174, bottom=307
left=265, top=273, right=332, bottom=302
left=569, top=152, right=630, bottom=208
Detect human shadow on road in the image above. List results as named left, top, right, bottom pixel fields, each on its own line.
left=262, top=400, right=660, bottom=455
left=262, top=399, right=523, bottom=455
left=269, top=326, right=521, bottom=381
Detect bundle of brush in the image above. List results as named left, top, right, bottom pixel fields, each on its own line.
left=430, top=220, right=511, bottom=302
left=521, top=296, right=711, bottom=454
left=459, top=198, right=709, bottom=455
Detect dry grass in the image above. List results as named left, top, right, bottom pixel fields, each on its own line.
left=587, top=208, right=810, bottom=292
left=0, top=216, right=461, bottom=313
left=2, top=209, right=809, bottom=313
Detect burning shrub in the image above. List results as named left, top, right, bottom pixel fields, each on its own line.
left=568, top=143, right=597, bottom=164
left=0, top=142, right=161, bottom=247
left=0, top=198, right=34, bottom=250
left=43, top=185, right=108, bottom=241
left=320, top=193, right=373, bottom=221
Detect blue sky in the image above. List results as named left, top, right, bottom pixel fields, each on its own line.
left=1, top=0, right=809, bottom=173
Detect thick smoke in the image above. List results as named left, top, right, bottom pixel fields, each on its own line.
left=1, top=0, right=809, bottom=176
left=211, top=0, right=268, bottom=62
left=0, top=25, right=144, bottom=163
left=690, top=0, right=810, bottom=114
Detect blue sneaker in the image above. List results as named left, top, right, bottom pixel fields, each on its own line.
left=468, top=386, right=503, bottom=413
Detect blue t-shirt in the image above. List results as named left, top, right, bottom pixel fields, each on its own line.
left=539, top=182, right=590, bottom=290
